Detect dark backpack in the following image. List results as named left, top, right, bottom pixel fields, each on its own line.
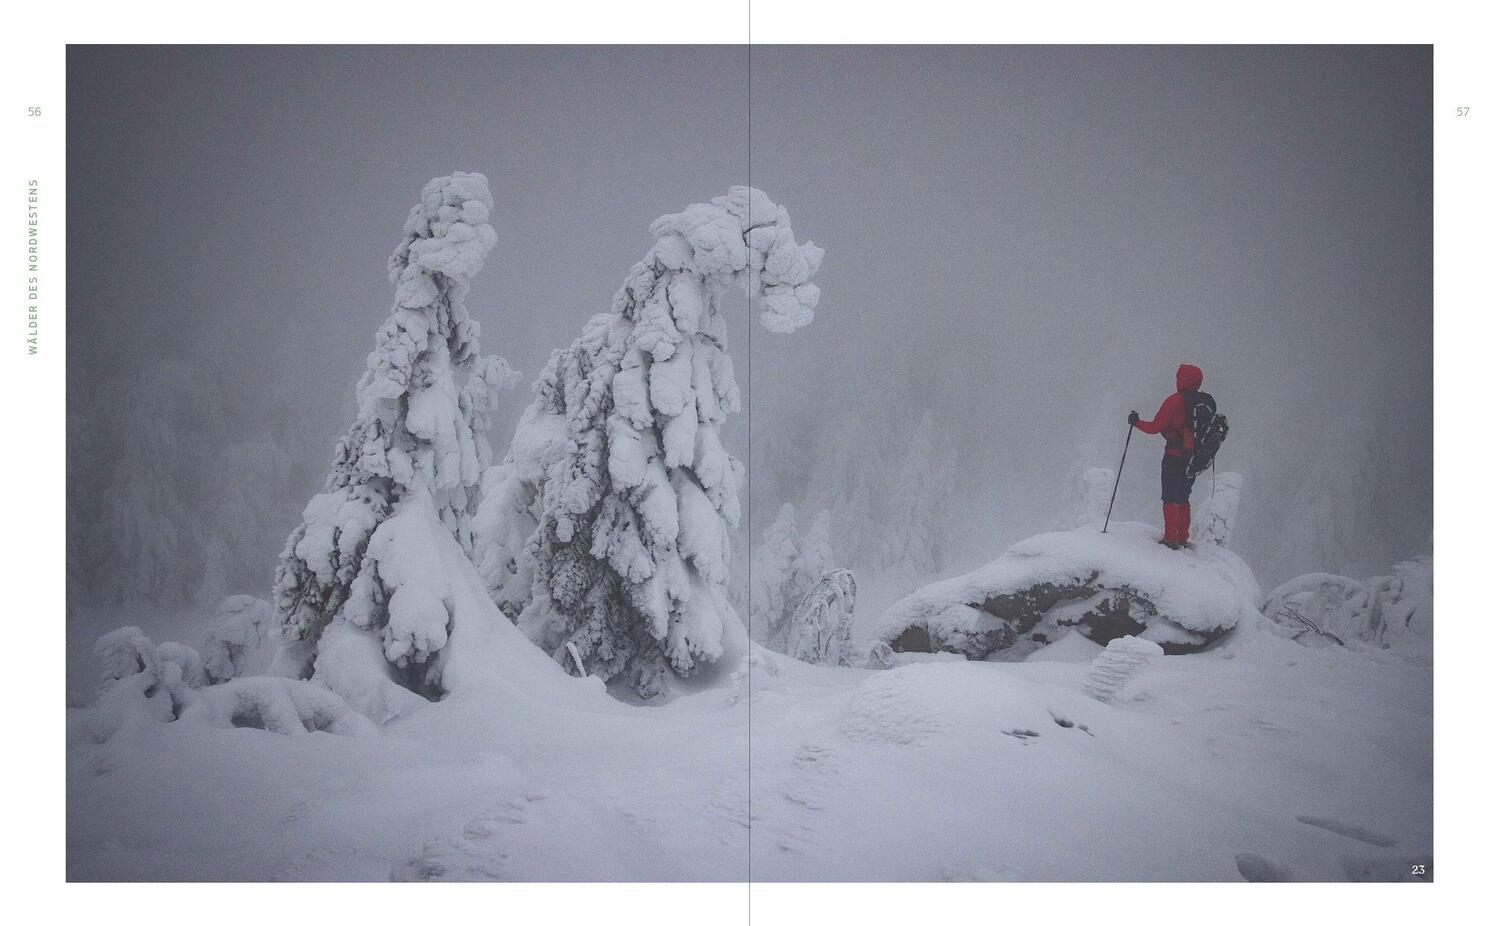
left=1182, top=389, right=1229, bottom=478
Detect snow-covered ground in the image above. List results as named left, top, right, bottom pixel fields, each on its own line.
left=67, top=522, right=1431, bottom=882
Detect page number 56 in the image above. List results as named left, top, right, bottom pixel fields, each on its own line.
left=1457, top=106, right=1471, bottom=117
left=27, top=106, right=42, bottom=117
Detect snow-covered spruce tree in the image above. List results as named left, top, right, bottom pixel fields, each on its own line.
left=792, top=510, right=834, bottom=598
left=748, top=503, right=801, bottom=646
left=749, top=505, right=834, bottom=651
left=273, top=172, right=514, bottom=710
left=876, top=412, right=957, bottom=580
left=87, top=361, right=223, bottom=607
left=798, top=417, right=884, bottom=572
left=199, top=438, right=301, bottom=605
left=476, top=187, right=823, bottom=696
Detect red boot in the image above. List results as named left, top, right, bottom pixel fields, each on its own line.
left=1177, top=502, right=1192, bottom=547
left=1160, top=503, right=1179, bottom=548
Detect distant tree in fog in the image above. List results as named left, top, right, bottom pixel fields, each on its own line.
left=875, top=412, right=958, bottom=580
left=83, top=362, right=221, bottom=606
left=748, top=504, right=835, bottom=651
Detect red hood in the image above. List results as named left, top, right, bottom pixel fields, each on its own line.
left=1176, top=363, right=1203, bottom=392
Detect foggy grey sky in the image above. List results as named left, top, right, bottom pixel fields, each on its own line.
left=68, top=45, right=1431, bottom=625
left=67, top=45, right=750, bottom=452
left=749, top=45, right=1431, bottom=580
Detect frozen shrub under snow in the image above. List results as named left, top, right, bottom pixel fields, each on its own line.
left=784, top=569, right=858, bottom=667
left=1190, top=471, right=1243, bottom=547
left=85, top=626, right=374, bottom=742
left=93, top=626, right=204, bottom=727
left=202, top=595, right=274, bottom=683
left=1261, top=556, right=1432, bottom=654
left=272, top=172, right=514, bottom=714
left=474, top=187, right=824, bottom=697
left=872, top=522, right=1260, bottom=661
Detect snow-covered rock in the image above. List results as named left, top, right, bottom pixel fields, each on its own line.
left=871, top=522, right=1261, bottom=661
left=1261, top=556, right=1432, bottom=654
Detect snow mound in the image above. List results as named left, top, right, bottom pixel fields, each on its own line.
left=1261, top=556, right=1432, bottom=655
left=872, top=523, right=1261, bottom=660
left=1024, top=628, right=1105, bottom=663
left=839, top=669, right=953, bottom=746
left=1082, top=635, right=1163, bottom=702
left=839, top=662, right=1102, bottom=748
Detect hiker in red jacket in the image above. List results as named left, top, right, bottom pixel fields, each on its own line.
left=1129, top=363, right=1203, bottom=549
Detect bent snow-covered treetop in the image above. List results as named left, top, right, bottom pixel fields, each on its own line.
left=643, top=186, right=824, bottom=335
left=275, top=172, right=515, bottom=703
left=476, top=187, right=824, bottom=697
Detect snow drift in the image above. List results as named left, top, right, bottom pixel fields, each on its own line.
left=871, top=522, right=1261, bottom=660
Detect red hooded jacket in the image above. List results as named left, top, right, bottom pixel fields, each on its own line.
left=1134, top=363, right=1203, bottom=456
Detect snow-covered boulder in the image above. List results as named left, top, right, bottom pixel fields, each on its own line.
left=871, top=523, right=1261, bottom=660
left=1261, top=556, right=1432, bottom=654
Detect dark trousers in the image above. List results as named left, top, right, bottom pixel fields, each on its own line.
left=1161, top=452, right=1196, bottom=503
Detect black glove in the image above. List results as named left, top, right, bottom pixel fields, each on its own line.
left=1128, top=411, right=1139, bottom=426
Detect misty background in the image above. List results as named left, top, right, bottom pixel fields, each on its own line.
left=66, top=45, right=1431, bottom=689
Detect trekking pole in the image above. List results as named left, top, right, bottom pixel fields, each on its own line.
left=1102, top=422, right=1133, bottom=534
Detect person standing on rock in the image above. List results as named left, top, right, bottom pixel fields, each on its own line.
left=1128, top=363, right=1205, bottom=549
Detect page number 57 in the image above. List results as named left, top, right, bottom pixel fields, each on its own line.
left=1457, top=106, right=1471, bottom=117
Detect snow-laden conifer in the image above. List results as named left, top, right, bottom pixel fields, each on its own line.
left=476, top=187, right=823, bottom=696
left=272, top=172, right=513, bottom=708
left=750, top=506, right=835, bottom=651
left=748, top=503, right=801, bottom=646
